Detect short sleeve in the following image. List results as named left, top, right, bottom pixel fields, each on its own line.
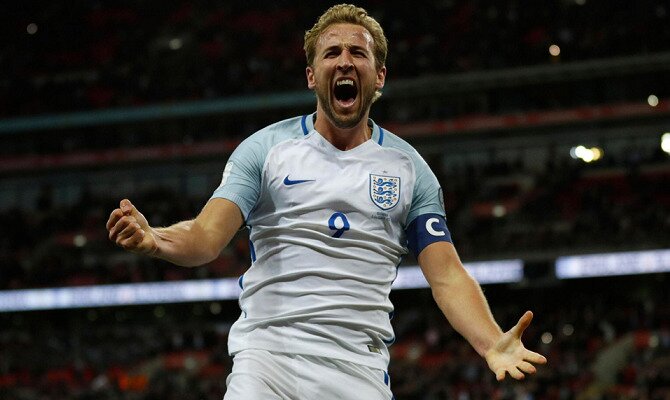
left=403, top=155, right=451, bottom=257
left=210, top=136, right=265, bottom=220
left=209, top=115, right=307, bottom=220
left=405, top=154, right=446, bottom=225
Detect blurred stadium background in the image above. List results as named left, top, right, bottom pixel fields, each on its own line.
left=1, top=0, right=669, bottom=399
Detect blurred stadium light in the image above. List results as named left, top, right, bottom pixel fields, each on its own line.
left=556, top=249, right=670, bottom=279
left=0, top=260, right=523, bottom=312
left=9, top=249, right=670, bottom=312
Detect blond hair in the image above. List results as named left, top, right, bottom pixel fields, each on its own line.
left=304, top=4, right=388, bottom=71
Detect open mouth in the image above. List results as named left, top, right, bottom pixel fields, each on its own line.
left=333, top=79, right=358, bottom=106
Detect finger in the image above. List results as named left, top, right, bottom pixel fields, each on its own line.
left=109, top=216, right=141, bottom=244
left=119, top=229, right=145, bottom=250
left=109, top=216, right=133, bottom=241
left=120, top=199, right=150, bottom=229
left=517, top=361, right=537, bottom=375
left=120, top=199, right=134, bottom=216
left=117, top=221, right=141, bottom=240
left=524, top=350, right=548, bottom=365
left=496, top=369, right=506, bottom=382
left=511, top=310, right=533, bottom=338
left=106, top=209, right=124, bottom=231
left=508, top=367, right=525, bottom=380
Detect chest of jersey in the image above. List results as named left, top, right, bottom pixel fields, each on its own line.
left=252, top=135, right=415, bottom=240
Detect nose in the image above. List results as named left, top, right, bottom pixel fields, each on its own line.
left=336, top=50, right=354, bottom=71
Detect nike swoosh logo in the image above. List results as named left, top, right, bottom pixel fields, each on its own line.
left=283, top=175, right=315, bottom=186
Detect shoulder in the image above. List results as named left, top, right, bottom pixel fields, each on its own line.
left=244, top=115, right=307, bottom=147
left=232, top=115, right=308, bottom=159
left=376, top=125, right=430, bottom=172
left=377, top=126, right=444, bottom=224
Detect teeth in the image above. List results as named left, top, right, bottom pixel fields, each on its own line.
left=336, top=79, right=354, bottom=86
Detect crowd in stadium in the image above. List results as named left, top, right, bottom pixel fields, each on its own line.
left=1, top=133, right=668, bottom=399
left=1, top=0, right=667, bottom=164
left=1, top=274, right=669, bottom=399
left=1, top=140, right=668, bottom=291
left=2, top=0, right=669, bottom=117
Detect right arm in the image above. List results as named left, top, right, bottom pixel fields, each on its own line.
left=107, top=197, right=244, bottom=267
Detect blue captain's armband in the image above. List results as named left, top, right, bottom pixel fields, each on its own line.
left=406, top=213, right=452, bottom=257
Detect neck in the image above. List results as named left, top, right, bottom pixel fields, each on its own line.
left=313, top=106, right=371, bottom=151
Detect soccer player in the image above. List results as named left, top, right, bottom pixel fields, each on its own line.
left=107, top=4, right=547, bottom=399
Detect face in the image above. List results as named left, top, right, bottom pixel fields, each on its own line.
left=306, top=23, right=386, bottom=129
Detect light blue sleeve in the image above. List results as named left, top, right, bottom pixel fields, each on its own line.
left=405, top=152, right=446, bottom=226
left=404, top=153, right=452, bottom=255
left=210, top=115, right=305, bottom=220
left=374, top=127, right=445, bottom=227
left=210, top=134, right=266, bottom=220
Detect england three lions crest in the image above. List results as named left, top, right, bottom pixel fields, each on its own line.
left=370, top=174, right=400, bottom=210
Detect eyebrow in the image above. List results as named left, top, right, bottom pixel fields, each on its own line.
left=321, top=43, right=370, bottom=54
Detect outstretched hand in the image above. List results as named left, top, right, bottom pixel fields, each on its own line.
left=484, top=311, right=547, bottom=381
left=106, top=199, right=158, bottom=255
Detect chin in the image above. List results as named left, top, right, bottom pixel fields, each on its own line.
left=332, top=111, right=364, bottom=129
left=317, top=89, right=367, bottom=129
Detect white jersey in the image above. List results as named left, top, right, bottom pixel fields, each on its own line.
left=211, top=113, right=446, bottom=370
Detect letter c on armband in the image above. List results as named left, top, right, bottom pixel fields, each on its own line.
left=426, top=217, right=446, bottom=237
left=406, top=213, right=452, bottom=257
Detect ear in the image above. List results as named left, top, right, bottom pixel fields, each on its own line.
left=375, top=66, right=386, bottom=91
left=306, top=66, right=316, bottom=89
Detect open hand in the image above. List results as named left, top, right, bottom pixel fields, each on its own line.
left=485, top=311, right=547, bottom=381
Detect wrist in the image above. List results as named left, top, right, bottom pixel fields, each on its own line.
left=478, top=330, right=504, bottom=358
left=145, top=227, right=161, bottom=257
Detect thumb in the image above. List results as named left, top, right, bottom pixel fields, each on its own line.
left=120, top=199, right=134, bottom=216
left=512, top=310, right=533, bottom=338
left=120, top=199, right=150, bottom=229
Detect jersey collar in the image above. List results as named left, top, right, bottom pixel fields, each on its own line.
left=303, top=112, right=384, bottom=146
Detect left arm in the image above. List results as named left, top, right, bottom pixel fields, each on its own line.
left=418, top=241, right=547, bottom=380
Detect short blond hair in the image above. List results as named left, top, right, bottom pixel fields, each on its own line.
left=304, top=4, right=388, bottom=71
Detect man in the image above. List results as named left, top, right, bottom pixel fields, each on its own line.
left=107, top=4, right=546, bottom=399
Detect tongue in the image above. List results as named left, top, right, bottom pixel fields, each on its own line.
left=336, top=97, right=356, bottom=107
